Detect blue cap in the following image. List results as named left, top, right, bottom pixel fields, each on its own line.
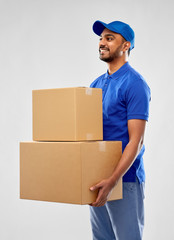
left=93, top=20, right=135, bottom=50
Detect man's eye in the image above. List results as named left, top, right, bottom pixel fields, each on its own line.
left=99, top=38, right=102, bottom=41
left=107, top=37, right=113, bottom=41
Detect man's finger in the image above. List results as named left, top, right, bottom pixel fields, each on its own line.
left=97, top=199, right=106, bottom=207
left=95, top=189, right=103, bottom=202
left=90, top=182, right=102, bottom=191
left=91, top=198, right=107, bottom=207
left=91, top=188, right=105, bottom=206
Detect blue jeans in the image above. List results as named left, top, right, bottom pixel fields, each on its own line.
left=89, top=178, right=145, bottom=240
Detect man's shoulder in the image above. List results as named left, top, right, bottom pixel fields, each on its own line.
left=126, top=64, right=150, bottom=89
left=127, top=64, right=144, bottom=81
left=124, top=65, right=151, bottom=102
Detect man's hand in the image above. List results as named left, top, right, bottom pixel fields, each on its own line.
left=90, top=178, right=116, bottom=207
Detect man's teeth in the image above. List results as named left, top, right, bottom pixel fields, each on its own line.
left=100, top=49, right=108, bottom=53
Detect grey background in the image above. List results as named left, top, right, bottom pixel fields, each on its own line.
left=0, top=0, right=173, bottom=239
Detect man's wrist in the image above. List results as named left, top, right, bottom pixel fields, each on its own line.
left=108, top=175, right=119, bottom=188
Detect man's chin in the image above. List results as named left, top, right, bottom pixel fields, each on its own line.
left=99, top=56, right=113, bottom=63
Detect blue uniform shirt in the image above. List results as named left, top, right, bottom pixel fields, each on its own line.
left=90, top=62, right=151, bottom=183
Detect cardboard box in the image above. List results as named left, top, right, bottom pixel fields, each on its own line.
left=20, top=141, right=122, bottom=205
left=32, top=87, right=103, bottom=141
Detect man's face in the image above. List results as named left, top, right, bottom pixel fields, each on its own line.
left=99, top=28, right=125, bottom=62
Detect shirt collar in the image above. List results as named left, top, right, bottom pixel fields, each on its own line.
left=104, top=62, right=130, bottom=79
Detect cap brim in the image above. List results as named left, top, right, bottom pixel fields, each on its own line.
left=93, top=21, right=108, bottom=36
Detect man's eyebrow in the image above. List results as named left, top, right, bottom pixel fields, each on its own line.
left=100, top=34, right=115, bottom=38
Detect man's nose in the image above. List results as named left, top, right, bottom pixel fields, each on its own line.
left=99, top=44, right=106, bottom=49
left=99, top=38, right=107, bottom=47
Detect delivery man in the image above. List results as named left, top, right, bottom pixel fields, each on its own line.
left=89, top=20, right=151, bottom=240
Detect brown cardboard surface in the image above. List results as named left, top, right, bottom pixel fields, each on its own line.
left=20, top=141, right=122, bottom=205
left=81, top=141, right=122, bottom=203
left=32, top=87, right=103, bottom=141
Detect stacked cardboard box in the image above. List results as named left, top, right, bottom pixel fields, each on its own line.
left=20, top=87, right=122, bottom=204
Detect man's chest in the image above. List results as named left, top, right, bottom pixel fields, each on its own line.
left=95, top=79, right=127, bottom=120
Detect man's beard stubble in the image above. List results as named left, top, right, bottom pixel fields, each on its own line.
left=99, top=44, right=123, bottom=63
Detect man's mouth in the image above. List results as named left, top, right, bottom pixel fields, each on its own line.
left=99, top=48, right=109, bottom=54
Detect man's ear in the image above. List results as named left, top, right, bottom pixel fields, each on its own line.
left=123, top=41, right=131, bottom=52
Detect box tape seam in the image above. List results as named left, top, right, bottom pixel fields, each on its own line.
left=86, top=133, right=93, bottom=140
left=99, top=141, right=106, bottom=152
left=85, top=88, right=93, bottom=95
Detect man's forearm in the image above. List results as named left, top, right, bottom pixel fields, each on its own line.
left=90, top=119, right=146, bottom=207
left=109, top=139, right=143, bottom=187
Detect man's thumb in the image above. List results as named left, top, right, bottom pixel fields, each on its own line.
left=90, top=183, right=100, bottom=191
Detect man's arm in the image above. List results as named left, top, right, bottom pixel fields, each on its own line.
left=90, top=119, right=146, bottom=207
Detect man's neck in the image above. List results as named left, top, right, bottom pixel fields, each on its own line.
left=107, top=59, right=128, bottom=75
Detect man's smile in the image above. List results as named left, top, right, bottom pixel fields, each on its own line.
left=99, top=48, right=109, bottom=54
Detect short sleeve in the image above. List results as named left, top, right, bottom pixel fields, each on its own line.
left=126, top=79, right=151, bottom=121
